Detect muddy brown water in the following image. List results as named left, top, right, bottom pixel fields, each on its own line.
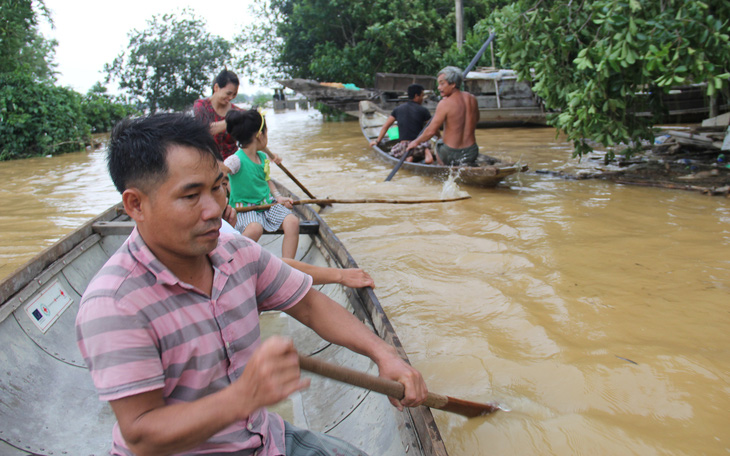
left=1, top=109, right=728, bottom=455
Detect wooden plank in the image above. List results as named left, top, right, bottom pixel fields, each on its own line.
left=91, top=220, right=320, bottom=237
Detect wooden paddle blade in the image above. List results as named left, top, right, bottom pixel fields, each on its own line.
left=433, top=395, right=501, bottom=418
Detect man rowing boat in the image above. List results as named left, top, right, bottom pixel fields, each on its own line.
left=75, top=113, right=427, bottom=456
left=407, top=66, right=480, bottom=166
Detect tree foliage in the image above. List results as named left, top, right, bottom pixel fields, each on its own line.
left=236, top=0, right=495, bottom=87
left=82, top=82, right=140, bottom=133
left=0, top=73, right=88, bottom=160
left=0, top=0, right=57, bottom=80
left=488, top=0, right=730, bottom=157
left=0, top=2, right=137, bottom=160
left=440, top=0, right=513, bottom=70
left=105, top=10, right=233, bottom=113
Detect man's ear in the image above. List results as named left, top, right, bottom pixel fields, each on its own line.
left=122, top=188, right=146, bottom=223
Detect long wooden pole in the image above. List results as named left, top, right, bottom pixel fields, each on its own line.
left=235, top=195, right=470, bottom=213
left=298, top=354, right=501, bottom=418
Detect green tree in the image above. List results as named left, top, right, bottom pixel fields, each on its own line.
left=0, top=73, right=89, bottom=160
left=81, top=82, right=140, bottom=133
left=252, top=91, right=272, bottom=107
left=0, top=0, right=57, bottom=79
left=105, top=9, right=233, bottom=113
left=489, top=0, right=730, bottom=158
left=236, top=0, right=494, bottom=87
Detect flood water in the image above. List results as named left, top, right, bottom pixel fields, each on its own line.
left=1, top=109, right=729, bottom=455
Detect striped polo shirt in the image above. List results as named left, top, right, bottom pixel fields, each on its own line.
left=76, top=228, right=313, bottom=455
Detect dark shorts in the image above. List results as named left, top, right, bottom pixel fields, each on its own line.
left=436, top=140, right=479, bottom=166
left=284, top=421, right=368, bottom=456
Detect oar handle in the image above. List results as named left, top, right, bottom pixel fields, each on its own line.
left=276, top=162, right=317, bottom=199
left=297, top=354, right=448, bottom=409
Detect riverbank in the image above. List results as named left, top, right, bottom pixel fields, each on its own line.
left=535, top=126, right=730, bottom=196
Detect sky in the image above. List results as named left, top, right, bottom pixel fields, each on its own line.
left=38, top=0, right=264, bottom=95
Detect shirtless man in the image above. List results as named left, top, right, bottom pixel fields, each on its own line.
left=407, top=66, right=480, bottom=166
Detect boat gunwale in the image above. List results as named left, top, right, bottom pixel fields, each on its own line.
left=0, top=202, right=126, bottom=307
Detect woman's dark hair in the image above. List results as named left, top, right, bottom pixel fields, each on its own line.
left=213, top=69, right=239, bottom=91
left=108, top=113, right=220, bottom=194
left=225, top=109, right=266, bottom=147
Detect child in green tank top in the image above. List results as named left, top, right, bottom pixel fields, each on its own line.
left=222, top=109, right=300, bottom=258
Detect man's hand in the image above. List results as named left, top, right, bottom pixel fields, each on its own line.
left=406, top=140, right=418, bottom=151
left=222, top=205, right=237, bottom=227
left=376, top=353, right=428, bottom=410
left=337, top=268, right=375, bottom=288
left=369, top=139, right=379, bottom=147
left=233, top=337, right=310, bottom=414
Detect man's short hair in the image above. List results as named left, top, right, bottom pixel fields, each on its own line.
left=438, top=66, right=463, bottom=88
left=107, top=113, right=221, bottom=194
left=407, top=84, right=424, bottom=100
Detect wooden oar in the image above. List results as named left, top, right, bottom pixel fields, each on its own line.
left=235, top=195, right=470, bottom=213
left=275, top=162, right=318, bottom=199
left=298, top=354, right=500, bottom=418
left=384, top=32, right=497, bottom=182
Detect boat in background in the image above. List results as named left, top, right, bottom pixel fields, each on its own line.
left=0, top=186, right=448, bottom=456
left=277, top=78, right=382, bottom=117
left=281, top=69, right=549, bottom=127
left=359, top=100, right=528, bottom=187
left=282, top=69, right=729, bottom=127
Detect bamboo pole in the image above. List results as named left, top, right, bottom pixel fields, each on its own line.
left=235, top=195, right=471, bottom=213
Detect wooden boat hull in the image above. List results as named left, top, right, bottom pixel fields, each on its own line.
left=0, top=192, right=448, bottom=455
left=359, top=100, right=527, bottom=187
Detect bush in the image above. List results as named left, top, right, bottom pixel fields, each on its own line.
left=0, top=73, right=90, bottom=160
left=81, top=83, right=139, bottom=133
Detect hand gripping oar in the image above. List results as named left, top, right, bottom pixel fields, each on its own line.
left=235, top=195, right=470, bottom=213
left=298, top=354, right=500, bottom=418
left=384, top=32, right=497, bottom=182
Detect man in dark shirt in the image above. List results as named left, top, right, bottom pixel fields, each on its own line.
left=370, top=84, right=438, bottom=164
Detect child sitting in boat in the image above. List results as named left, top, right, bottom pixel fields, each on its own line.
left=222, top=109, right=300, bottom=258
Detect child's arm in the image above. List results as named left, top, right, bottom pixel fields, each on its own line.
left=268, top=181, right=294, bottom=209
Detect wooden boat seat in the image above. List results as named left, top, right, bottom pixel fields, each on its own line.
left=91, top=219, right=320, bottom=236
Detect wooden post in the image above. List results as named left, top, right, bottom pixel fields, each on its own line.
left=455, top=0, right=464, bottom=50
